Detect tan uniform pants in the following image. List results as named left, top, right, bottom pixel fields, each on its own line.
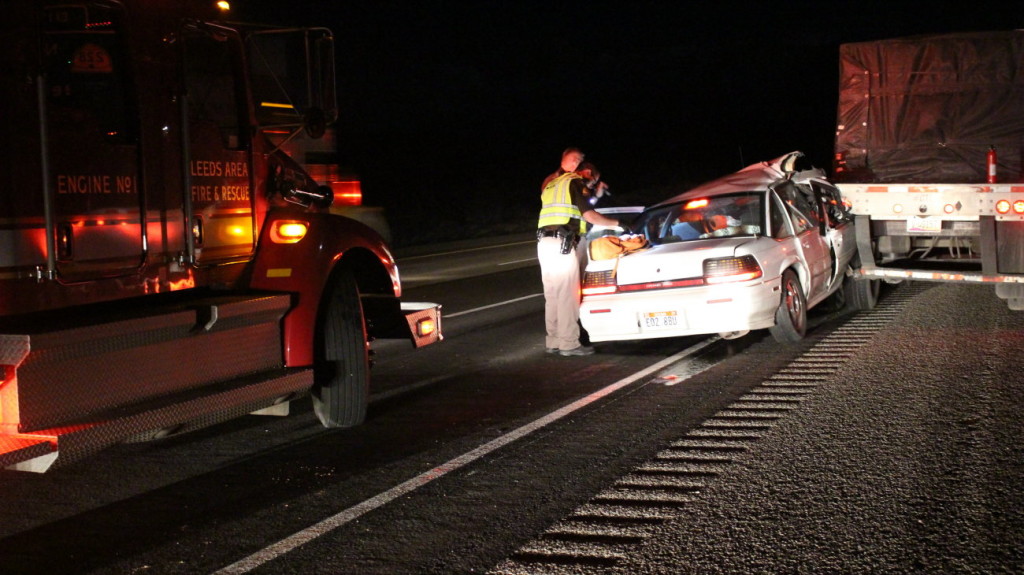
left=537, top=236, right=582, bottom=350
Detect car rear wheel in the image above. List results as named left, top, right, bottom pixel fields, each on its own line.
left=312, top=268, right=370, bottom=428
left=770, top=269, right=807, bottom=343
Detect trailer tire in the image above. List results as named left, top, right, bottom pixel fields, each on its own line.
left=312, top=268, right=370, bottom=428
left=845, top=271, right=880, bottom=311
left=770, top=269, right=807, bottom=343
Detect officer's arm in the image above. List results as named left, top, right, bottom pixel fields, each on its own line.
left=582, top=208, right=620, bottom=228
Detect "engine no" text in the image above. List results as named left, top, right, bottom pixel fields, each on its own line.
left=57, top=174, right=135, bottom=194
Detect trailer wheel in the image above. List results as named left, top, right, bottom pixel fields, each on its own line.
left=770, top=269, right=807, bottom=343
left=312, top=268, right=370, bottom=428
left=844, top=270, right=880, bottom=311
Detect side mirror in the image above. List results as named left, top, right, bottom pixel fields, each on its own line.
left=315, top=184, right=334, bottom=208
left=282, top=184, right=333, bottom=209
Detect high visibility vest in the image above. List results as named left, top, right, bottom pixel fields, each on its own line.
left=538, top=172, right=586, bottom=233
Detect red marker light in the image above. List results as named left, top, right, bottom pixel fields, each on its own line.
left=331, top=180, right=363, bottom=206
left=996, top=199, right=1011, bottom=214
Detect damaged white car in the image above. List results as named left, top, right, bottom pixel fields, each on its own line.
left=580, top=151, right=879, bottom=344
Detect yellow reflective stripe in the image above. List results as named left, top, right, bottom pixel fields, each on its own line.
left=538, top=173, right=583, bottom=228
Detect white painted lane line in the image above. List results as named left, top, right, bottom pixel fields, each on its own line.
left=497, top=257, right=538, bottom=266
left=444, top=293, right=543, bottom=318
left=212, top=337, right=719, bottom=575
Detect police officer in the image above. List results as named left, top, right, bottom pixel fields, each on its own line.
left=537, top=148, right=619, bottom=356
left=577, top=161, right=610, bottom=206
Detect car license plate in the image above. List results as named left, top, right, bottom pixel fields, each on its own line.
left=907, top=216, right=941, bottom=233
left=642, top=310, right=680, bottom=330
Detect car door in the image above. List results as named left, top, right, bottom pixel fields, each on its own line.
left=813, top=180, right=858, bottom=284
left=776, top=181, right=830, bottom=303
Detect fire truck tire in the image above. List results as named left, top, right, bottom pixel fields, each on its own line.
left=770, top=269, right=807, bottom=343
left=312, top=268, right=370, bottom=428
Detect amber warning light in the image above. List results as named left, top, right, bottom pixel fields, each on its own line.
left=270, top=220, right=308, bottom=244
left=417, top=317, right=437, bottom=338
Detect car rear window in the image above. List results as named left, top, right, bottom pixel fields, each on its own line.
left=635, top=193, right=763, bottom=245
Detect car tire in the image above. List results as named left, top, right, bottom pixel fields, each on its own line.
left=770, top=269, right=807, bottom=343
left=312, top=267, right=370, bottom=428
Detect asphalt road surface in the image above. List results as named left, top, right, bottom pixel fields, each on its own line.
left=0, top=236, right=1020, bottom=574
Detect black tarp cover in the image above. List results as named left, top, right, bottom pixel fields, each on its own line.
left=833, top=31, right=1023, bottom=183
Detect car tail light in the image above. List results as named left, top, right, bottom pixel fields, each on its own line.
left=703, top=255, right=763, bottom=284
left=582, top=270, right=617, bottom=296
left=583, top=256, right=762, bottom=296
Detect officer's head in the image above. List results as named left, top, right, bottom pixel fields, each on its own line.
left=560, top=147, right=584, bottom=172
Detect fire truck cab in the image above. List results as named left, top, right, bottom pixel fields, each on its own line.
left=0, top=0, right=441, bottom=472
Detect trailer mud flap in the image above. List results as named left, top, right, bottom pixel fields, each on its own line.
left=993, top=219, right=1024, bottom=275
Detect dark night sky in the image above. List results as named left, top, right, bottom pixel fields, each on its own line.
left=238, top=0, right=1023, bottom=245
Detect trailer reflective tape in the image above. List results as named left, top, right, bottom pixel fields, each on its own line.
left=857, top=267, right=1024, bottom=283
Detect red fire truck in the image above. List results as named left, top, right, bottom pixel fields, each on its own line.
left=0, top=0, right=441, bottom=472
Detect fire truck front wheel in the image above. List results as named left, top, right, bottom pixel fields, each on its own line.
left=312, top=268, right=370, bottom=428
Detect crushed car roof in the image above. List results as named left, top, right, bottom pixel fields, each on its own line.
left=652, top=151, right=827, bottom=208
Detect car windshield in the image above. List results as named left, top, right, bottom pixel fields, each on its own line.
left=633, top=192, right=763, bottom=245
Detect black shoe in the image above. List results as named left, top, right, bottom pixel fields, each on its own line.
left=559, top=346, right=595, bottom=356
